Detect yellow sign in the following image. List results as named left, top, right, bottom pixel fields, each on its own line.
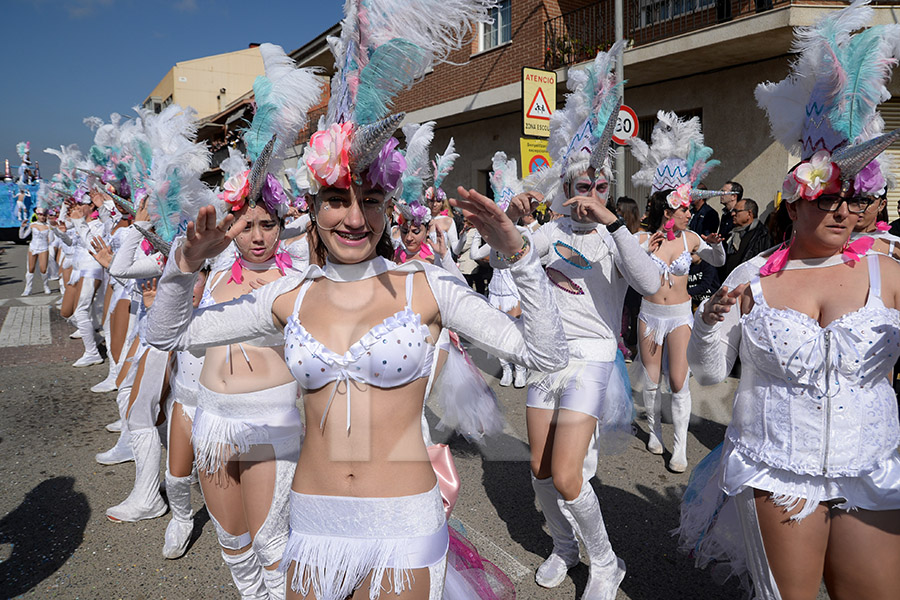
left=520, top=138, right=553, bottom=179
left=522, top=67, right=556, bottom=138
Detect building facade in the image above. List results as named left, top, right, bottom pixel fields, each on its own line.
left=143, top=46, right=265, bottom=120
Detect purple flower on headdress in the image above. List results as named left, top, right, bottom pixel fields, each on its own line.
left=854, top=159, right=886, bottom=197
left=102, top=169, right=116, bottom=184
left=261, top=173, right=289, bottom=215
left=409, top=202, right=430, bottom=225
left=366, top=138, right=407, bottom=192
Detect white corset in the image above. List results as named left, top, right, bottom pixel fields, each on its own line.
left=730, top=255, right=900, bottom=477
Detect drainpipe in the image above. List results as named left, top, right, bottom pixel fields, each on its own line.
left=615, top=0, right=625, bottom=200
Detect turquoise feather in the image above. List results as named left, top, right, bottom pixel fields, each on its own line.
left=354, top=39, right=428, bottom=126
left=246, top=76, right=277, bottom=161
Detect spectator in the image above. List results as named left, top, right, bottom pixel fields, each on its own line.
left=687, top=253, right=720, bottom=311
left=719, top=198, right=772, bottom=280
left=688, top=185, right=719, bottom=236
left=717, top=180, right=743, bottom=238
left=614, top=196, right=641, bottom=233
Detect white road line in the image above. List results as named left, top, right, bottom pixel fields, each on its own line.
left=450, top=516, right=531, bottom=582
left=0, top=306, right=52, bottom=347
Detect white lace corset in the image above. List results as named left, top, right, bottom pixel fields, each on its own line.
left=730, top=256, right=900, bottom=477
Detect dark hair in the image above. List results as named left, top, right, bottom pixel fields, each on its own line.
left=725, top=181, right=744, bottom=201
left=646, top=189, right=675, bottom=232
left=615, top=196, right=640, bottom=233
left=765, top=200, right=792, bottom=245
left=741, top=198, right=759, bottom=219
left=877, top=195, right=889, bottom=223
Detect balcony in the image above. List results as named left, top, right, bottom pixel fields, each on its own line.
left=545, top=0, right=900, bottom=70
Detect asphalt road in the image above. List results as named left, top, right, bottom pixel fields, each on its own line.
left=0, top=240, right=826, bottom=600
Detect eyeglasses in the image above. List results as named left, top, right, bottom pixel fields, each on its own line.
left=730, top=208, right=750, bottom=215
left=815, top=194, right=874, bottom=215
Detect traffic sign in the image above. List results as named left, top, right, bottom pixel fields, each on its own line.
left=612, top=105, right=639, bottom=145
left=522, top=67, right=557, bottom=138
left=520, top=138, right=553, bottom=179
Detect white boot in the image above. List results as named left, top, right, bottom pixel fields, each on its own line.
left=162, top=472, right=194, bottom=559
left=73, top=280, right=103, bottom=367
left=96, top=387, right=133, bottom=464
left=21, top=271, right=33, bottom=296
left=262, top=566, right=286, bottom=600
left=641, top=369, right=663, bottom=455
left=514, top=365, right=527, bottom=389
left=532, top=475, right=580, bottom=588
left=92, top=345, right=119, bottom=392
left=559, top=481, right=626, bottom=600
left=499, top=361, right=513, bottom=387
left=106, top=428, right=167, bottom=522
left=669, top=380, right=692, bottom=473
left=221, top=547, right=268, bottom=599
left=41, top=270, right=51, bottom=294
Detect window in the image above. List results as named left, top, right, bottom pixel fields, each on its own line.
left=480, top=0, right=511, bottom=52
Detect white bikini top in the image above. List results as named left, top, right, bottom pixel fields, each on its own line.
left=649, top=232, right=692, bottom=287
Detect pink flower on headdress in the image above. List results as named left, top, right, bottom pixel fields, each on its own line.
left=307, top=122, right=353, bottom=189
left=666, top=184, right=692, bottom=210
left=219, top=170, right=251, bottom=212
left=366, top=137, right=406, bottom=192
left=791, top=150, right=840, bottom=201
left=876, top=221, right=891, bottom=232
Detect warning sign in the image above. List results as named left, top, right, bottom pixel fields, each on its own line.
left=520, top=138, right=553, bottom=179
left=522, top=67, right=557, bottom=138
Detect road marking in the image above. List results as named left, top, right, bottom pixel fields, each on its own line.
left=450, top=516, right=531, bottom=582
left=0, top=306, right=52, bottom=347
left=0, top=294, right=60, bottom=308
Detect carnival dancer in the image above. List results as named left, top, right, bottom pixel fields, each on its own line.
left=19, top=206, right=53, bottom=295
left=470, top=152, right=528, bottom=388
left=677, top=3, right=900, bottom=598
left=424, top=139, right=460, bottom=252
left=629, top=112, right=726, bottom=472
left=145, top=3, right=563, bottom=598
left=507, top=41, right=661, bottom=599
left=149, top=45, right=319, bottom=596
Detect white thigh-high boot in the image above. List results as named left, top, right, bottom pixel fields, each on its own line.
left=106, top=427, right=167, bottom=521
left=73, top=278, right=102, bottom=367
left=96, top=377, right=135, bottom=463
left=210, top=515, right=267, bottom=599
left=162, top=472, right=193, bottom=559
left=252, top=436, right=300, bottom=600
left=669, top=373, right=691, bottom=473
left=92, top=316, right=119, bottom=393
left=40, top=269, right=51, bottom=294
left=559, top=480, right=626, bottom=600
left=532, top=475, right=580, bottom=588
left=641, top=365, right=663, bottom=455
left=22, top=270, right=33, bottom=296
left=514, top=364, right=527, bottom=389
left=499, top=359, right=513, bottom=387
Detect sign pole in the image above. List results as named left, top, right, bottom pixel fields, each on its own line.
left=615, top=0, right=625, bottom=201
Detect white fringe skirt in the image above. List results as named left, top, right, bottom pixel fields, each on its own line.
left=191, top=381, right=302, bottom=474
left=639, top=299, right=693, bottom=347
left=282, top=484, right=449, bottom=600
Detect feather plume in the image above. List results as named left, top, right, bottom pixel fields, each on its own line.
left=398, top=121, right=435, bottom=206
left=325, top=0, right=495, bottom=127
left=220, top=147, right=249, bottom=181
left=83, top=116, right=104, bottom=131
left=16, top=142, right=29, bottom=161
left=244, top=43, right=324, bottom=171
left=432, top=138, right=458, bottom=190
left=629, top=110, right=705, bottom=190
left=489, top=151, right=523, bottom=210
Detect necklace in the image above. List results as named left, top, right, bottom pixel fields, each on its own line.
left=323, top=256, right=390, bottom=282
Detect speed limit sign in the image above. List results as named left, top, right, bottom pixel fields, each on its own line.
left=612, top=105, right=638, bottom=145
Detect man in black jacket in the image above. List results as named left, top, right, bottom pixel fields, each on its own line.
left=720, top=198, right=773, bottom=280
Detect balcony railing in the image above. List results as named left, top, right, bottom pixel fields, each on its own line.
left=545, top=3, right=614, bottom=70
left=545, top=0, right=900, bottom=70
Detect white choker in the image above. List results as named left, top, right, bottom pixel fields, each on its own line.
left=323, top=257, right=390, bottom=282
left=782, top=254, right=853, bottom=271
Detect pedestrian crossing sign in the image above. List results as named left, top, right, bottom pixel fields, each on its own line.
left=522, top=67, right=557, bottom=138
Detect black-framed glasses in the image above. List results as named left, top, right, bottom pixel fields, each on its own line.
left=815, top=194, right=874, bottom=215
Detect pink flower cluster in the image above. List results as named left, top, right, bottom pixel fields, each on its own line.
left=219, top=169, right=251, bottom=212
left=306, top=122, right=353, bottom=190
left=666, top=183, right=692, bottom=210
left=782, top=150, right=841, bottom=202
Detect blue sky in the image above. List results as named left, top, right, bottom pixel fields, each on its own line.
left=1, top=0, right=343, bottom=176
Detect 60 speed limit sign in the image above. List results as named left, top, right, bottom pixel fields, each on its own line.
left=612, top=105, right=638, bottom=145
